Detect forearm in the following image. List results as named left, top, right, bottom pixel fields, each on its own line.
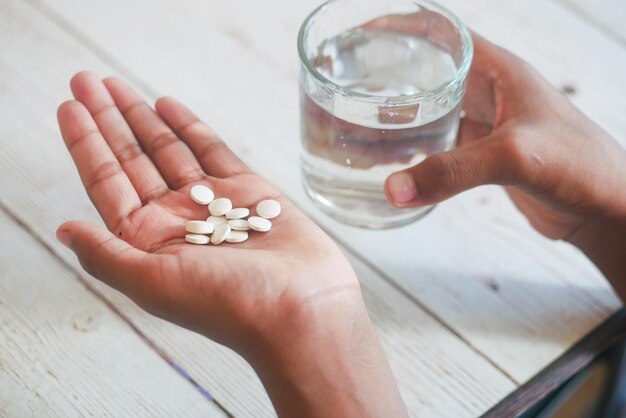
left=569, top=214, right=626, bottom=301
left=244, top=293, right=408, bottom=418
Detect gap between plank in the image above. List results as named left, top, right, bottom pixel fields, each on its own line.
left=0, top=200, right=234, bottom=418
left=335, top=236, right=520, bottom=386
left=24, top=0, right=520, bottom=388
left=24, top=0, right=160, bottom=99
left=550, top=0, right=626, bottom=48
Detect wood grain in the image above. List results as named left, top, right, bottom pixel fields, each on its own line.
left=0, top=210, right=226, bottom=417
left=483, top=309, right=626, bottom=418
left=0, top=1, right=520, bottom=417
left=31, top=0, right=625, bottom=384
left=557, top=0, right=626, bottom=45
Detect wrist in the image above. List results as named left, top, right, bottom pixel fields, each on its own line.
left=241, top=286, right=407, bottom=417
left=567, top=213, right=626, bottom=299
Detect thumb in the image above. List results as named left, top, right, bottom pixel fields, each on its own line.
left=385, top=135, right=511, bottom=207
left=56, top=220, right=158, bottom=301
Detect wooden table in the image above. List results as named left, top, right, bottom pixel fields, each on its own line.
left=1, top=0, right=624, bottom=416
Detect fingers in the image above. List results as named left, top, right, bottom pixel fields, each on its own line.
left=461, top=32, right=525, bottom=127
left=468, top=32, right=548, bottom=123
left=56, top=220, right=165, bottom=307
left=155, top=97, right=252, bottom=178
left=469, top=31, right=525, bottom=77
left=457, top=117, right=493, bottom=147
left=103, top=77, right=206, bottom=189
left=385, top=134, right=514, bottom=207
left=57, top=100, right=142, bottom=231
left=70, top=72, right=169, bottom=203
left=361, top=10, right=452, bottom=41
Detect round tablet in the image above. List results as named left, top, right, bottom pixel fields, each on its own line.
left=256, top=200, right=281, bottom=219
left=210, top=223, right=231, bottom=245
left=190, top=185, right=214, bottom=205
left=228, top=219, right=250, bottom=231
left=185, top=233, right=210, bottom=245
left=206, top=215, right=227, bottom=226
left=226, top=230, right=248, bottom=243
left=248, top=216, right=272, bottom=232
left=185, top=220, right=214, bottom=235
left=208, top=198, right=233, bottom=216
left=225, top=208, right=249, bottom=220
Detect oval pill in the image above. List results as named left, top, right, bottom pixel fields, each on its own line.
left=256, top=200, right=281, bottom=219
left=225, top=208, right=249, bottom=220
left=210, top=223, right=231, bottom=245
left=206, top=215, right=227, bottom=226
left=248, top=216, right=272, bottom=232
left=228, top=219, right=250, bottom=231
left=226, top=230, right=248, bottom=243
left=190, top=185, right=214, bottom=205
left=185, top=233, right=210, bottom=245
left=185, top=220, right=214, bottom=235
left=209, top=198, right=233, bottom=216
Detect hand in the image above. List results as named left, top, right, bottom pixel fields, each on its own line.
left=376, top=22, right=626, bottom=289
left=56, top=72, right=407, bottom=417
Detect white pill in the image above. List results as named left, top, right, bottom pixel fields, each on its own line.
left=225, top=208, right=250, bottom=220
left=185, top=220, right=214, bottom=235
left=248, top=216, right=272, bottom=232
left=210, top=223, right=231, bottom=245
left=185, top=233, right=210, bottom=245
left=206, top=215, right=227, bottom=226
left=226, top=230, right=248, bottom=243
left=228, top=219, right=250, bottom=231
left=256, top=200, right=281, bottom=219
left=209, top=198, right=232, bottom=216
left=190, top=185, right=214, bottom=205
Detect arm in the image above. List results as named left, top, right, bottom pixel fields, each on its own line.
left=568, top=215, right=626, bottom=296
left=56, top=71, right=407, bottom=417
left=250, top=294, right=408, bottom=418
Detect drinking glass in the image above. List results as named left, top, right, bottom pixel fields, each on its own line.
left=298, top=0, right=473, bottom=228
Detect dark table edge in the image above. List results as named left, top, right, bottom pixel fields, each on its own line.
left=481, top=308, right=626, bottom=418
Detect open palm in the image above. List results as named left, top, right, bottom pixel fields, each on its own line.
left=57, top=72, right=359, bottom=349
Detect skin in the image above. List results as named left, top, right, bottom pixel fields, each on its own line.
left=56, top=72, right=407, bottom=417
left=56, top=24, right=626, bottom=418
left=383, top=21, right=626, bottom=296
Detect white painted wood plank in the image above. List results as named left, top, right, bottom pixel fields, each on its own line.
left=32, top=0, right=624, bottom=385
left=557, top=0, right=626, bottom=44
left=0, top=2, right=518, bottom=417
left=0, top=211, right=225, bottom=417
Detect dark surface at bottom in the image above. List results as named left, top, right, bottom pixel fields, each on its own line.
left=482, top=308, right=626, bottom=418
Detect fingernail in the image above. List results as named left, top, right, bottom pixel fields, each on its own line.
left=57, top=229, right=73, bottom=249
left=387, top=172, right=417, bottom=204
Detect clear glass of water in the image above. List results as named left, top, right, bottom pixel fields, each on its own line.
left=298, top=0, right=473, bottom=229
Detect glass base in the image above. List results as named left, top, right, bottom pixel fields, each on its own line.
left=303, top=178, right=434, bottom=229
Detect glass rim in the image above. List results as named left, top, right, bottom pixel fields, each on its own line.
left=297, top=0, right=474, bottom=104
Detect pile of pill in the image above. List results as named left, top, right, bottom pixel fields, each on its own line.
left=184, top=185, right=281, bottom=245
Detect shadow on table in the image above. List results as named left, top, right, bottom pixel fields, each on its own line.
left=365, top=267, right=620, bottom=344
